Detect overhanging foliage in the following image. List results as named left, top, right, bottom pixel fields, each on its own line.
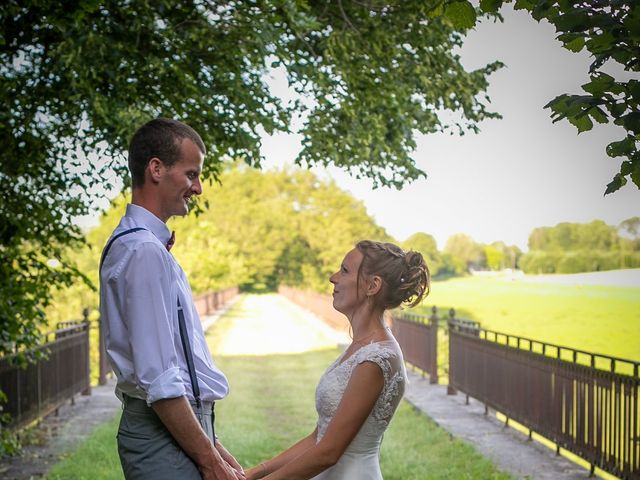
left=1, top=0, right=501, bottom=355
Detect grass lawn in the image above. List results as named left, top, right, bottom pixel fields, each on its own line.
left=415, top=276, right=640, bottom=363
left=46, top=413, right=122, bottom=480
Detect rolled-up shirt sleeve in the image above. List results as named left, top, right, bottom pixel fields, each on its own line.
left=122, top=243, right=186, bottom=404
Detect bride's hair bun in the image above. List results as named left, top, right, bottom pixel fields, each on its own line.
left=355, top=240, right=430, bottom=310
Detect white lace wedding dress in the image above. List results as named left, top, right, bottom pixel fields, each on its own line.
left=311, top=339, right=407, bottom=479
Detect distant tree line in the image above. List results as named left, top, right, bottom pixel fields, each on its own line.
left=402, top=232, right=522, bottom=277
left=48, top=167, right=639, bottom=328
left=520, top=219, right=640, bottom=274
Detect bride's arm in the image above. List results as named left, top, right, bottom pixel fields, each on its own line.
left=263, top=361, right=384, bottom=480
left=245, top=430, right=318, bottom=480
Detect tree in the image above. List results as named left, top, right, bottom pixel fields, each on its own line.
left=619, top=216, right=640, bottom=239
left=522, top=219, right=640, bottom=273
left=528, top=220, right=619, bottom=251
left=401, top=232, right=445, bottom=276
left=482, top=241, right=521, bottom=270
left=444, top=233, right=486, bottom=271
left=1, top=0, right=501, bottom=355
left=468, top=0, right=640, bottom=194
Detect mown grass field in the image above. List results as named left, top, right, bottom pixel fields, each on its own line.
left=414, top=276, right=640, bottom=363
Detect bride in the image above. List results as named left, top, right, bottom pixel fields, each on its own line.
left=245, top=240, right=430, bottom=480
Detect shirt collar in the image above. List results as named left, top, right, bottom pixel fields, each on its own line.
left=125, top=204, right=172, bottom=246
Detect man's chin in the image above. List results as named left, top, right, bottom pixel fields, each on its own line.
left=171, top=205, right=189, bottom=217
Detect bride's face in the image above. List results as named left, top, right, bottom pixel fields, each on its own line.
left=330, top=248, right=365, bottom=316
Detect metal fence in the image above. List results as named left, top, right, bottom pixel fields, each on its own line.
left=193, top=286, right=240, bottom=318
left=278, top=287, right=640, bottom=478
left=449, top=320, right=640, bottom=480
left=391, top=308, right=480, bottom=387
left=0, top=320, right=90, bottom=429
left=391, top=310, right=439, bottom=384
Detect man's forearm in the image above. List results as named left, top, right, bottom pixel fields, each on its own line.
left=151, top=396, right=235, bottom=478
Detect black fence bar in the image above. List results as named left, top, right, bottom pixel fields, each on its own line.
left=0, top=320, right=90, bottom=429
left=449, top=320, right=640, bottom=480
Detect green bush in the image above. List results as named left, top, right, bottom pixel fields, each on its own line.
left=519, top=251, right=561, bottom=274
left=521, top=250, right=640, bottom=274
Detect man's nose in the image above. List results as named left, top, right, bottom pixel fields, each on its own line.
left=192, top=178, right=203, bottom=195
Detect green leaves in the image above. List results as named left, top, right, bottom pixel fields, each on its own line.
left=479, top=0, right=504, bottom=14
left=444, top=1, right=477, bottom=30
left=607, top=136, right=636, bottom=158
left=605, top=173, right=628, bottom=195
left=557, top=33, right=585, bottom=53
left=545, top=94, right=608, bottom=133
left=581, top=72, right=615, bottom=97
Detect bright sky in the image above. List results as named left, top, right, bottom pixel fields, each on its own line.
left=259, top=6, right=640, bottom=251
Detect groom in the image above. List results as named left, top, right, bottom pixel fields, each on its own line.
left=99, top=118, right=243, bottom=480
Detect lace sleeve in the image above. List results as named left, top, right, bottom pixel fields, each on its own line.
left=355, top=343, right=406, bottom=425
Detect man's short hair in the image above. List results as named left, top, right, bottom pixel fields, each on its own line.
left=128, top=118, right=206, bottom=188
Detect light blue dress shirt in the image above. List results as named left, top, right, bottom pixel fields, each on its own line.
left=99, top=204, right=229, bottom=405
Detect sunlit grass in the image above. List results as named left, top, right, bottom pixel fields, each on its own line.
left=47, top=413, right=121, bottom=480
left=416, top=276, right=640, bottom=362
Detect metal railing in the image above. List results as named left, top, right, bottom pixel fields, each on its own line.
left=449, top=320, right=640, bottom=479
left=0, top=320, right=90, bottom=429
left=193, top=286, right=239, bottom=318
left=391, top=309, right=439, bottom=384
left=278, top=287, right=640, bottom=478
left=391, top=308, right=479, bottom=387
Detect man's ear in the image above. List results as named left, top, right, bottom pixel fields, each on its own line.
left=366, top=276, right=382, bottom=297
left=147, top=157, right=164, bottom=184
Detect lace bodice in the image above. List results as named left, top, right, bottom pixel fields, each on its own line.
left=315, top=340, right=407, bottom=444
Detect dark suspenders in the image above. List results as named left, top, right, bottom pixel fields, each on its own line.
left=99, top=227, right=147, bottom=271
left=177, top=298, right=202, bottom=409
left=100, top=227, right=205, bottom=412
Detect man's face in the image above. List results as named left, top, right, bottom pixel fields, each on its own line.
left=157, top=138, right=204, bottom=221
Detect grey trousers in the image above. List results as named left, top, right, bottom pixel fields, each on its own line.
left=117, top=395, right=216, bottom=480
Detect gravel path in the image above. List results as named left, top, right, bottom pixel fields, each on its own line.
left=213, top=294, right=349, bottom=355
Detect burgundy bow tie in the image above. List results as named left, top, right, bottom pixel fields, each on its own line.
left=166, top=231, right=176, bottom=251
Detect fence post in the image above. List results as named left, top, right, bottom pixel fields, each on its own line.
left=428, top=306, right=439, bottom=384
left=98, top=310, right=109, bottom=386
left=447, top=308, right=458, bottom=395
left=82, top=308, right=92, bottom=395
